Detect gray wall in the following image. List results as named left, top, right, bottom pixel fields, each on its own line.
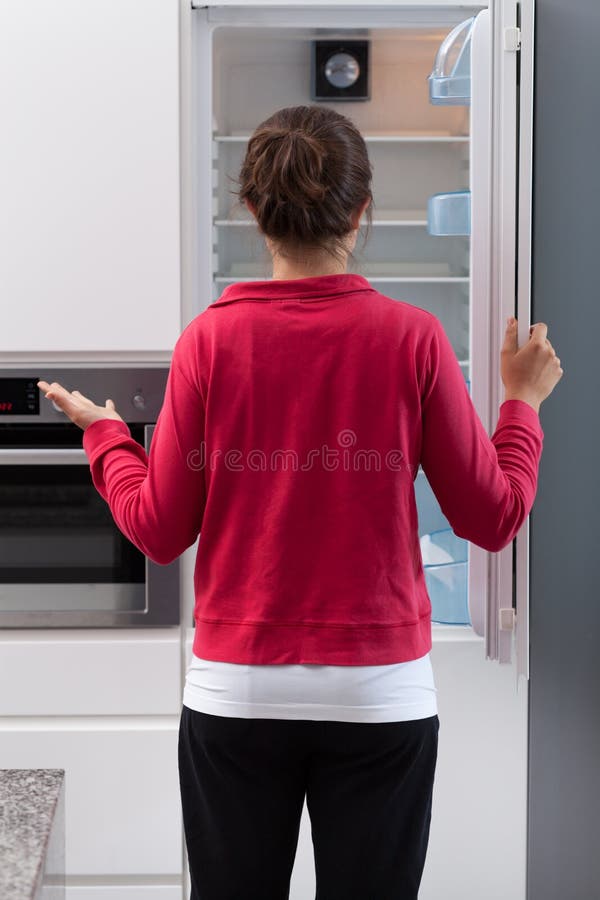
left=528, top=1, right=600, bottom=897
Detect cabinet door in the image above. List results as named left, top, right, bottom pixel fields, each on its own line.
left=0, top=629, right=182, bottom=716
left=66, top=888, right=182, bottom=899
left=0, top=721, right=182, bottom=876
left=420, top=637, right=528, bottom=900
left=0, top=0, right=180, bottom=355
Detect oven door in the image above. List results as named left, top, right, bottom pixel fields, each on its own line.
left=0, top=423, right=179, bottom=627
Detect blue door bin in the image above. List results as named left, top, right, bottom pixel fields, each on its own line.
left=414, top=469, right=471, bottom=626
left=427, top=190, right=471, bottom=236
left=428, top=16, right=475, bottom=105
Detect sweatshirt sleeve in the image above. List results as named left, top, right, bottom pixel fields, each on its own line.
left=82, top=325, right=207, bottom=565
left=419, top=316, right=544, bottom=553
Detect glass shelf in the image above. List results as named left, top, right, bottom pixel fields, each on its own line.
left=357, top=275, right=469, bottom=283
left=215, top=278, right=469, bottom=285
left=213, top=133, right=469, bottom=144
left=218, top=261, right=466, bottom=280
left=214, top=210, right=431, bottom=227
left=215, top=275, right=468, bottom=285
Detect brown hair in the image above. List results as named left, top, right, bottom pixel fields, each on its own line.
left=237, top=105, right=373, bottom=259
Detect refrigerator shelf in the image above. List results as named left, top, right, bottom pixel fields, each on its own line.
left=215, top=275, right=469, bottom=285
left=431, top=623, right=480, bottom=642
left=213, top=133, right=469, bottom=144
left=214, top=273, right=469, bottom=284
left=353, top=275, right=468, bottom=283
left=214, top=210, right=431, bottom=227
left=218, top=262, right=466, bottom=280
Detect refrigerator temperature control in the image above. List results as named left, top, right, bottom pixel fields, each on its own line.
left=324, top=53, right=360, bottom=89
left=311, top=41, right=370, bottom=102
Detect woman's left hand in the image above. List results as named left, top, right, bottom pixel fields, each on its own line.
left=37, top=380, right=124, bottom=431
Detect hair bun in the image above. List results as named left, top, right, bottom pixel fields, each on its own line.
left=251, top=127, right=327, bottom=210
left=238, top=105, right=372, bottom=252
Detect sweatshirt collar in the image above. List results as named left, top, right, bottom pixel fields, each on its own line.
left=210, top=273, right=375, bottom=306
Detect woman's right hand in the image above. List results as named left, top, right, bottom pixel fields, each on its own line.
left=500, top=318, right=564, bottom=413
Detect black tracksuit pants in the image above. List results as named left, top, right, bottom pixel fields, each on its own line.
left=178, top=706, right=439, bottom=900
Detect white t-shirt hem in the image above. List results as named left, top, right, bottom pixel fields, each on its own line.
left=182, top=689, right=438, bottom=723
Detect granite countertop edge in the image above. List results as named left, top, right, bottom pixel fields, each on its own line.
left=0, top=769, right=65, bottom=900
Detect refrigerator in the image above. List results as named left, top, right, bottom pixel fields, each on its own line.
left=186, top=2, right=535, bottom=896
left=527, top=0, right=600, bottom=897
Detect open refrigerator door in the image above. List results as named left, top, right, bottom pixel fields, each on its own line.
left=483, top=0, right=535, bottom=680
left=426, top=0, right=535, bottom=679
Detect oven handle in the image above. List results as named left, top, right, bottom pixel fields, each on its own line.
left=0, top=425, right=156, bottom=466
left=1, top=429, right=156, bottom=466
left=0, top=449, right=89, bottom=465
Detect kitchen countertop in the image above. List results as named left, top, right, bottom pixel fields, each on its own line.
left=0, top=769, right=65, bottom=899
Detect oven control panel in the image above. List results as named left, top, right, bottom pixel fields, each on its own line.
left=0, top=378, right=40, bottom=416
left=0, top=369, right=169, bottom=423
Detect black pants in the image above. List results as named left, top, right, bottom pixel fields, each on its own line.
left=178, top=706, right=439, bottom=900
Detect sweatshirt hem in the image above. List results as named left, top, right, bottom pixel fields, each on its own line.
left=192, top=615, right=432, bottom=665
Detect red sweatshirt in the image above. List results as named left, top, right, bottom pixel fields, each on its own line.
left=83, top=274, right=544, bottom=665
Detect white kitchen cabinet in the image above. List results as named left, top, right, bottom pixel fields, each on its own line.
left=0, top=0, right=181, bottom=357
left=66, top=887, right=182, bottom=899
left=0, top=719, right=183, bottom=877
left=419, top=634, right=528, bottom=900
left=0, top=629, right=182, bottom=716
left=0, top=630, right=184, bottom=884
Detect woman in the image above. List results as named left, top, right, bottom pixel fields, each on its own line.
left=39, top=105, right=563, bottom=900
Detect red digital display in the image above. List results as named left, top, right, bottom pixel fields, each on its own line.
left=0, top=379, right=40, bottom=415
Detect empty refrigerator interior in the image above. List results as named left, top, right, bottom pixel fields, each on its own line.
left=205, top=22, right=474, bottom=625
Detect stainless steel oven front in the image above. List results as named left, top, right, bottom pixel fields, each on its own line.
left=0, top=368, right=180, bottom=628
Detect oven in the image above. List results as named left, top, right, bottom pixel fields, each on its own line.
left=0, top=368, right=180, bottom=627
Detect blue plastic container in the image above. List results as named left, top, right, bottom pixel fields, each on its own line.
left=428, top=17, right=475, bottom=106
left=421, top=529, right=470, bottom=625
left=415, top=468, right=471, bottom=625
left=427, top=190, right=471, bottom=236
